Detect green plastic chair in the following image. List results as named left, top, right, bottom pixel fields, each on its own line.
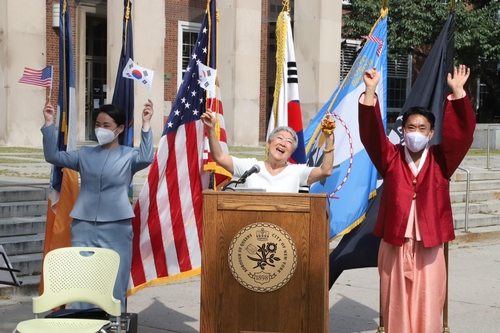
left=13, top=247, right=122, bottom=333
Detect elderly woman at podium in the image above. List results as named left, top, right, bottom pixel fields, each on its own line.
left=201, top=110, right=335, bottom=192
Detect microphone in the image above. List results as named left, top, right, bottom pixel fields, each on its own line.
left=239, top=164, right=261, bottom=183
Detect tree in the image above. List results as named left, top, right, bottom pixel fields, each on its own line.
left=342, top=0, right=500, bottom=122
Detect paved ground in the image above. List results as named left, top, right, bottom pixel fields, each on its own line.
left=1, top=238, right=500, bottom=333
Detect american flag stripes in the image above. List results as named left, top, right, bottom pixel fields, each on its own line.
left=128, top=1, right=216, bottom=294
left=18, top=66, right=53, bottom=88
left=362, top=35, right=384, bottom=57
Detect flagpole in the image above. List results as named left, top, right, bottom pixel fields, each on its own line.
left=378, top=2, right=387, bottom=331
left=124, top=0, right=131, bottom=56
left=443, top=242, right=450, bottom=332
left=49, top=66, right=53, bottom=99
left=378, top=278, right=385, bottom=332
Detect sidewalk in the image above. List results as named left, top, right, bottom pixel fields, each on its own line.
left=1, top=238, right=499, bottom=333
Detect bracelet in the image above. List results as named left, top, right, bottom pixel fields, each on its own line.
left=323, top=146, right=335, bottom=153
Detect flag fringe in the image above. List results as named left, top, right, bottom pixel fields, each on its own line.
left=203, top=162, right=232, bottom=177
left=331, top=213, right=366, bottom=241
left=127, top=267, right=202, bottom=296
left=272, top=10, right=287, bottom=128
left=330, top=190, right=379, bottom=241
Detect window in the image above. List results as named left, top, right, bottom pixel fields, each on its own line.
left=340, top=39, right=361, bottom=80
left=178, top=21, right=201, bottom=88
left=476, top=58, right=499, bottom=122
left=85, top=15, right=107, bottom=141
left=387, top=54, right=411, bottom=112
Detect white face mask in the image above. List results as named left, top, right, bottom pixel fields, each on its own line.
left=95, top=128, right=118, bottom=146
left=404, top=131, right=429, bottom=153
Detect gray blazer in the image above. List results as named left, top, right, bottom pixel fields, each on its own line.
left=42, top=124, right=154, bottom=222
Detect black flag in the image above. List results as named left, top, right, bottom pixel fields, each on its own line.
left=329, top=11, right=455, bottom=288
left=388, top=11, right=455, bottom=146
left=112, top=0, right=134, bottom=147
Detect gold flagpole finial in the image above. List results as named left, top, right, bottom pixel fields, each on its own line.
left=123, top=0, right=131, bottom=56
left=382, top=0, right=388, bottom=10
left=282, top=0, right=290, bottom=13
left=450, top=0, right=455, bottom=10
left=125, top=0, right=131, bottom=20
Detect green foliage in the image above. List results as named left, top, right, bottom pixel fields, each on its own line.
left=343, top=0, right=500, bottom=63
left=342, top=0, right=500, bottom=121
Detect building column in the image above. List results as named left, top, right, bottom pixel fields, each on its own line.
left=0, top=0, right=46, bottom=147
left=219, top=0, right=262, bottom=146
left=294, top=0, right=342, bottom=125
left=107, top=0, right=165, bottom=146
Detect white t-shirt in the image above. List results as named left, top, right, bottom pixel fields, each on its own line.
left=231, top=156, right=314, bottom=193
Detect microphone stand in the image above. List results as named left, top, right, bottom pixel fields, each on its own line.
left=221, top=177, right=247, bottom=191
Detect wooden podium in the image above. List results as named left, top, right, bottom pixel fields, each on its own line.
left=200, top=191, right=330, bottom=333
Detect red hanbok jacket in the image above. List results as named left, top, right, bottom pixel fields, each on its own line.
left=359, top=94, right=476, bottom=247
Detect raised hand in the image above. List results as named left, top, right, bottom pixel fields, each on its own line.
left=200, top=109, right=216, bottom=130
left=447, top=65, right=470, bottom=99
left=363, top=68, right=380, bottom=90
left=320, top=110, right=336, bottom=137
left=43, top=98, right=55, bottom=127
left=142, top=99, right=154, bottom=131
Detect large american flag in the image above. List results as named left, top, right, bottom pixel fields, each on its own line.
left=128, top=2, right=216, bottom=293
left=18, top=66, right=53, bottom=88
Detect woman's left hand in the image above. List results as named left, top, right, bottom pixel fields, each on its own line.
left=142, top=99, right=154, bottom=131
left=320, top=111, right=335, bottom=137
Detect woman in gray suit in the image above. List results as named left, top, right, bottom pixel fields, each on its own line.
left=41, top=99, right=154, bottom=311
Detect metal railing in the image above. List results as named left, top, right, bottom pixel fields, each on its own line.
left=486, top=124, right=500, bottom=169
left=456, top=167, right=470, bottom=233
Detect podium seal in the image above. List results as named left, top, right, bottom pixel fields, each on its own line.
left=228, top=222, right=297, bottom=293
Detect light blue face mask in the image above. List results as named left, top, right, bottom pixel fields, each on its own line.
left=95, top=128, right=118, bottom=146
left=404, top=131, right=429, bottom=153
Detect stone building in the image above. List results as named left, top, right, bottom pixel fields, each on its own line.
left=0, top=0, right=342, bottom=147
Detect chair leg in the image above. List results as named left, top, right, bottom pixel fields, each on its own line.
left=116, top=315, right=122, bottom=333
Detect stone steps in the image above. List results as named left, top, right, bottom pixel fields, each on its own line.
left=452, top=199, right=500, bottom=215
left=449, top=179, right=500, bottom=192
left=450, top=190, right=500, bottom=204
left=0, top=216, right=47, bottom=236
left=454, top=213, right=500, bottom=229
left=0, top=201, right=47, bottom=219
left=0, top=185, right=48, bottom=202
left=2, top=234, right=45, bottom=257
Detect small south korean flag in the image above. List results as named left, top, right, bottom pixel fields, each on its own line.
left=122, top=58, right=155, bottom=91
left=198, top=63, right=217, bottom=94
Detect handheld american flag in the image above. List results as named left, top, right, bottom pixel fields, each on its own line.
left=19, top=66, right=53, bottom=88
left=128, top=0, right=217, bottom=294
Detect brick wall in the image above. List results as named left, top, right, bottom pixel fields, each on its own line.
left=260, top=0, right=294, bottom=142
left=164, top=0, right=207, bottom=102
left=45, top=0, right=77, bottom=109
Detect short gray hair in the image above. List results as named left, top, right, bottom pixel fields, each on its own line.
left=267, top=126, right=298, bottom=151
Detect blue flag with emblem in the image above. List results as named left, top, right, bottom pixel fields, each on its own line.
left=304, top=12, right=388, bottom=239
